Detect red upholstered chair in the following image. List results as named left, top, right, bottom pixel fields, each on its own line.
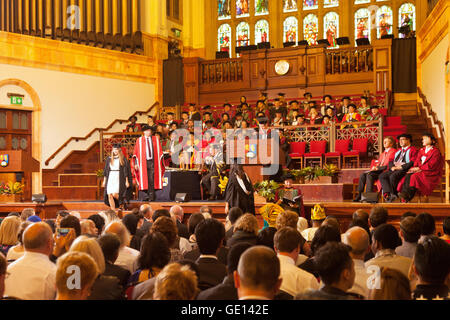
left=289, top=142, right=307, bottom=169
left=304, top=140, right=327, bottom=168
left=343, top=138, right=368, bottom=168
left=325, top=139, right=350, bottom=169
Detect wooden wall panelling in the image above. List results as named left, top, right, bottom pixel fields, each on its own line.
left=183, top=57, right=201, bottom=104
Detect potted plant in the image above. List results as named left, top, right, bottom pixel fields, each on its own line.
left=289, top=169, right=307, bottom=184
left=254, top=180, right=282, bottom=203
left=316, top=164, right=340, bottom=184
left=302, top=167, right=317, bottom=184
left=0, top=181, right=25, bottom=202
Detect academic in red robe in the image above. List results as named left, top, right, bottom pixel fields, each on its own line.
left=133, top=135, right=165, bottom=194
left=408, top=147, right=443, bottom=196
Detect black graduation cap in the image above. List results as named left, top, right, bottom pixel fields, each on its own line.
left=326, top=106, right=335, bottom=112
left=167, top=112, right=175, bottom=116
left=148, top=115, right=153, bottom=119
left=322, top=115, right=331, bottom=120
left=257, top=100, right=266, bottom=105
left=204, top=112, right=212, bottom=116
left=223, top=120, right=232, bottom=126
left=361, top=96, right=369, bottom=101
left=370, top=105, right=380, bottom=110
left=181, top=111, right=189, bottom=115
left=342, top=96, right=351, bottom=101
left=323, top=94, right=332, bottom=100
left=309, top=105, right=318, bottom=110
left=240, top=103, right=249, bottom=108
left=291, top=108, right=299, bottom=112
left=304, top=92, right=312, bottom=98
left=274, top=98, right=280, bottom=102
left=278, top=93, right=286, bottom=97
left=422, top=133, right=437, bottom=142
left=205, top=120, right=214, bottom=124
left=289, top=100, right=299, bottom=105
left=129, top=116, right=137, bottom=122
left=223, top=103, right=232, bottom=108
left=260, top=92, right=268, bottom=97
left=281, top=173, right=295, bottom=181
left=203, top=105, right=211, bottom=110
left=235, top=112, right=243, bottom=117
left=348, top=103, right=357, bottom=109
left=308, top=100, right=316, bottom=105
left=141, top=124, right=152, bottom=132
left=112, top=143, right=122, bottom=149
left=397, top=134, right=413, bottom=142
left=296, top=114, right=305, bottom=119
left=189, top=103, right=196, bottom=107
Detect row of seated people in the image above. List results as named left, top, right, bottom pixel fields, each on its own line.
left=354, top=133, right=444, bottom=203
left=0, top=205, right=448, bottom=300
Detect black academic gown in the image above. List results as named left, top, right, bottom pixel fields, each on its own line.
left=225, top=173, right=255, bottom=215
left=103, top=156, right=133, bottom=207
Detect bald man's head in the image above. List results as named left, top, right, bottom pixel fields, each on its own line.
left=23, top=222, right=53, bottom=253
left=237, top=246, right=280, bottom=292
left=104, top=221, right=130, bottom=247
left=343, top=227, right=369, bottom=256
left=139, top=204, right=153, bottom=219
left=170, top=205, right=184, bottom=221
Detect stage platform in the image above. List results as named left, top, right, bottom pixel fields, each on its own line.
left=1, top=200, right=448, bottom=234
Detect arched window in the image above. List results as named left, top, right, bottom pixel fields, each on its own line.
left=324, top=0, right=339, bottom=8
left=303, top=14, right=318, bottom=45
left=236, top=21, right=250, bottom=47
left=255, top=0, right=269, bottom=16
left=324, top=12, right=339, bottom=48
left=218, top=24, right=232, bottom=53
left=283, top=16, right=298, bottom=43
left=399, top=3, right=416, bottom=38
left=376, top=6, right=393, bottom=38
left=255, top=19, right=269, bottom=44
left=236, top=0, right=250, bottom=18
left=354, top=0, right=370, bottom=4
left=355, top=8, right=370, bottom=43
left=218, top=0, right=231, bottom=20
left=283, top=0, right=297, bottom=12
left=303, top=0, right=318, bottom=11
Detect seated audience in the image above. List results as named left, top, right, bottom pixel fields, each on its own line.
left=411, top=236, right=450, bottom=300
left=88, top=214, right=105, bottom=236
left=153, top=263, right=199, bottom=300
left=340, top=104, right=361, bottom=129
left=343, top=227, right=370, bottom=299
left=368, top=267, right=412, bottom=300
left=97, top=233, right=131, bottom=289
left=193, top=219, right=227, bottom=291
left=399, top=133, right=444, bottom=203
left=104, top=221, right=139, bottom=273
left=0, top=216, right=21, bottom=256
left=274, top=228, right=319, bottom=297
left=186, top=213, right=205, bottom=250
left=441, top=217, right=450, bottom=244
left=55, top=252, right=98, bottom=300
left=80, top=219, right=98, bottom=237
left=122, top=211, right=144, bottom=251
left=69, top=236, right=123, bottom=300
left=365, top=224, right=412, bottom=279
left=365, top=105, right=383, bottom=123
left=415, top=212, right=436, bottom=243
left=170, top=205, right=189, bottom=239
left=234, top=246, right=282, bottom=300
left=4, top=222, right=56, bottom=300
left=353, top=136, right=396, bottom=202
left=227, top=214, right=259, bottom=248
left=6, top=221, right=31, bottom=262
left=150, top=217, right=183, bottom=262
left=296, top=242, right=360, bottom=300
left=369, top=205, right=389, bottom=231
left=128, top=232, right=171, bottom=287
left=395, top=216, right=421, bottom=259
left=225, top=207, right=244, bottom=242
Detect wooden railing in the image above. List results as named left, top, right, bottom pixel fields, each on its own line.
left=325, top=46, right=373, bottom=75
left=200, top=58, right=244, bottom=84
left=45, top=102, right=159, bottom=167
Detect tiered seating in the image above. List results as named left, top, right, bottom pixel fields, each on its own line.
left=383, top=116, right=407, bottom=138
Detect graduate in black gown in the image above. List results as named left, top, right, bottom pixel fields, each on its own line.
left=225, top=162, right=255, bottom=215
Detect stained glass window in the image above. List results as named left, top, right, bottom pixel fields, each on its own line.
left=218, top=24, right=232, bottom=53
left=355, top=8, right=370, bottom=42
left=324, top=12, right=339, bottom=48
left=376, top=6, right=393, bottom=38
left=354, top=0, right=370, bottom=4
left=236, top=21, right=250, bottom=47
left=255, top=0, right=269, bottom=16
left=303, top=0, right=318, bottom=11
left=399, top=3, right=416, bottom=38
left=255, top=20, right=269, bottom=44
left=218, top=0, right=231, bottom=20
left=303, top=14, right=318, bottom=45
left=324, top=0, right=339, bottom=8
left=236, top=0, right=250, bottom=18
left=283, top=0, right=297, bottom=12
left=283, top=16, right=298, bottom=43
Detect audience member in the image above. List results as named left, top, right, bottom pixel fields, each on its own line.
left=401, top=211, right=417, bottom=220
left=301, top=205, right=326, bottom=242
left=193, top=219, right=227, bottom=291
left=27, top=215, right=42, bottom=223
left=365, top=224, right=412, bottom=278
left=368, top=267, right=411, bottom=300
left=352, top=209, right=369, bottom=224
left=152, top=209, right=171, bottom=222
left=122, top=211, right=144, bottom=250
left=69, top=236, right=123, bottom=300
left=234, top=246, right=282, bottom=300
left=369, top=206, right=389, bottom=230
left=343, top=227, right=370, bottom=298
left=136, top=204, right=153, bottom=237
left=55, top=252, right=98, bottom=300
left=88, top=214, right=105, bottom=236
left=97, top=233, right=131, bottom=289
left=297, top=217, right=309, bottom=234
left=274, top=227, right=319, bottom=297
left=4, top=222, right=56, bottom=300
left=276, top=210, right=298, bottom=230
left=225, top=207, right=244, bottom=242
left=227, top=214, right=259, bottom=247
left=170, top=205, right=189, bottom=239
left=411, top=236, right=449, bottom=300
left=6, top=221, right=31, bottom=262
left=0, top=216, right=21, bottom=256
left=296, top=242, right=359, bottom=300
left=104, top=221, right=139, bottom=273
left=55, top=210, right=70, bottom=227
left=153, top=263, right=199, bottom=300
left=200, top=206, right=213, bottom=219
left=99, top=209, right=120, bottom=227
left=150, top=216, right=183, bottom=262
left=80, top=219, right=98, bottom=237
left=20, top=208, right=35, bottom=222
left=257, top=227, right=277, bottom=250
left=60, top=215, right=81, bottom=237
left=322, top=216, right=341, bottom=232
left=187, top=213, right=205, bottom=249
left=415, top=212, right=436, bottom=243
left=396, top=216, right=421, bottom=259
left=441, top=217, right=450, bottom=244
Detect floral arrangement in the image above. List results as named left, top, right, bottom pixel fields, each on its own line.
left=95, top=169, right=104, bottom=178
left=285, top=164, right=341, bottom=183
left=254, top=180, right=282, bottom=202
left=0, top=182, right=25, bottom=195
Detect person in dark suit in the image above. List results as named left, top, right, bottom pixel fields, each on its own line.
left=194, top=219, right=227, bottom=291
left=98, top=233, right=131, bottom=290
left=170, top=205, right=189, bottom=239
left=225, top=207, right=244, bottom=243
left=136, top=204, right=153, bottom=239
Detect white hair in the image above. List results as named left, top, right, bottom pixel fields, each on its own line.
left=297, top=217, right=309, bottom=233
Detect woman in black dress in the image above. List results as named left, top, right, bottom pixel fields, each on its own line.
left=225, top=163, right=255, bottom=215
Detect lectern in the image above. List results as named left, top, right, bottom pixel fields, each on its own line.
left=0, top=150, right=40, bottom=201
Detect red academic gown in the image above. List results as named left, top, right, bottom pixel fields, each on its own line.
left=409, top=147, right=443, bottom=196
left=133, top=136, right=165, bottom=191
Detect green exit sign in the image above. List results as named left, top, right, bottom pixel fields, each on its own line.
left=11, top=96, right=23, bottom=105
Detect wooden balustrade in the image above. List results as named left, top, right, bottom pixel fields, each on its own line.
left=200, top=59, right=244, bottom=84
left=325, top=46, right=374, bottom=75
